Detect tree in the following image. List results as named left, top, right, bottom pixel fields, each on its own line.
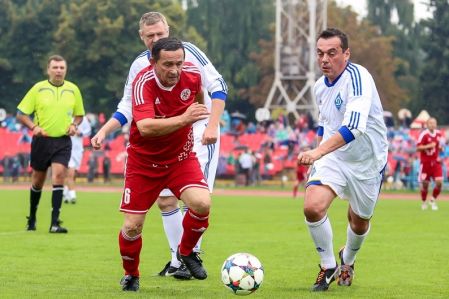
left=416, top=0, right=449, bottom=122
left=244, top=1, right=407, bottom=114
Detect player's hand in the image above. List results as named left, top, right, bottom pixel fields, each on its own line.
left=32, top=126, right=48, bottom=137
left=202, top=125, right=218, bottom=145
left=182, top=102, right=209, bottom=125
left=428, top=142, right=436, bottom=149
left=91, top=130, right=106, bottom=150
left=297, top=149, right=322, bottom=165
left=67, top=124, right=77, bottom=136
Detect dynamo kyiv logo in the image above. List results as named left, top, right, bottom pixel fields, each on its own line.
left=334, top=93, right=343, bottom=110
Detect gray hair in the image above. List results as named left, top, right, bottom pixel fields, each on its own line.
left=139, top=12, right=168, bottom=28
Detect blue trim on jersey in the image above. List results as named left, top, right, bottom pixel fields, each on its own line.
left=184, top=43, right=208, bottom=66
left=218, top=78, right=229, bottom=93
left=112, top=111, right=128, bottom=126
left=348, top=111, right=360, bottom=129
left=324, top=70, right=345, bottom=87
left=317, top=126, right=324, bottom=136
left=211, top=91, right=227, bottom=101
left=346, top=63, right=362, bottom=96
left=306, top=180, right=322, bottom=188
left=338, top=126, right=355, bottom=143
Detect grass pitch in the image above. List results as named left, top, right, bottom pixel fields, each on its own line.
left=0, top=187, right=448, bottom=298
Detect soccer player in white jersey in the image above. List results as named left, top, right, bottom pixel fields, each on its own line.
left=91, top=12, right=227, bottom=279
left=297, top=28, right=388, bottom=292
left=64, top=116, right=91, bottom=203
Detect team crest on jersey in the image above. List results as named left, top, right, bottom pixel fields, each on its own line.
left=180, top=89, right=191, bottom=101
left=334, top=93, right=343, bottom=110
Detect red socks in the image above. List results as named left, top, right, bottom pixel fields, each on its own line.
left=420, top=188, right=428, bottom=202
left=432, top=186, right=441, bottom=199
left=119, top=230, right=142, bottom=277
left=179, top=209, right=209, bottom=256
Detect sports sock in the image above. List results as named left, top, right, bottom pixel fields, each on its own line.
left=63, top=186, right=69, bottom=199
left=432, top=186, right=441, bottom=199
left=51, top=185, right=64, bottom=225
left=305, top=215, right=336, bottom=269
left=179, top=209, right=209, bottom=256
left=119, top=230, right=142, bottom=277
left=161, top=208, right=183, bottom=267
left=420, top=187, right=428, bottom=202
left=29, top=185, right=42, bottom=220
left=182, top=206, right=203, bottom=253
left=69, top=190, right=76, bottom=200
left=343, top=223, right=370, bottom=266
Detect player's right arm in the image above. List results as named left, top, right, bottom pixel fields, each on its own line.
left=16, top=83, right=48, bottom=137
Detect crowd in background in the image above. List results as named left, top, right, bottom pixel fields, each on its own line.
left=1, top=110, right=449, bottom=190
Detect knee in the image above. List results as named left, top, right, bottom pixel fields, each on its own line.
left=303, top=201, right=326, bottom=222
left=190, top=197, right=211, bottom=215
left=349, top=219, right=370, bottom=235
left=156, top=196, right=179, bottom=211
left=122, top=222, right=143, bottom=238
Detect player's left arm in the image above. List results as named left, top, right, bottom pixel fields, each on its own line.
left=184, top=42, right=227, bottom=145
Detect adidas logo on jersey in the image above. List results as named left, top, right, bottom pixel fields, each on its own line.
left=155, top=97, right=160, bottom=105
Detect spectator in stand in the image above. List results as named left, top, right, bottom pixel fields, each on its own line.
left=293, top=163, right=309, bottom=199
left=238, top=149, right=253, bottom=186
left=103, top=152, right=111, bottom=183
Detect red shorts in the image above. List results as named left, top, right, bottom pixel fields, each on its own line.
left=419, top=161, right=443, bottom=182
left=120, top=154, right=209, bottom=214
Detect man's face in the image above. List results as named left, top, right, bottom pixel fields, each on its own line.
left=153, top=48, right=184, bottom=87
left=427, top=118, right=437, bottom=131
left=47, top=60, right=67, bottom=85
left=139, top=21, right=169, bottom=51
left=316, top=36, right=350, bottom=83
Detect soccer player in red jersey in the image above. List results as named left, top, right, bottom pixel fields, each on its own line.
left=118, top=38, right=211, bottom=291
left=416, top=117, right=444, bottom=211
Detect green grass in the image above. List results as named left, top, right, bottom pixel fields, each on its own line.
left=0, top=188, right=448, bottom=298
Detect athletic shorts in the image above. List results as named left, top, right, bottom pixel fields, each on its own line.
left=68, top=149, right=83, bottom=170
left=120, top=153, right=209, bottom=214
left=419, top=161, right=443, bottom=182
left=30, top=136, right=71, bottom=171
left=306, top=154, right=384, bottom=219
left=159, top=120, right=220, bottom=197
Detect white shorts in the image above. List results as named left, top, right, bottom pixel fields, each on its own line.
left=307, top=153, right=384, bottom=219
left=159, top=119, right=220, bottom=197
left=68, top=149, right=83, bottom=170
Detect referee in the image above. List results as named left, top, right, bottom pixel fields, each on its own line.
left=16, top=55, right=85, bottom=233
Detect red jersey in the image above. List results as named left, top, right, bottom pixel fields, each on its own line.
left=417, top=129, right=443, bottom=164
left=129, top=62, right=202, bottom=165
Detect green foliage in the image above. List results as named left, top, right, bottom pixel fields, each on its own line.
left=185, top=0, right=274, bottom=117
left=0, top=0, right=201, bottom=115
left=0, top=188, right=448, bottom=298
left=415, top=0, right=449, bottom=122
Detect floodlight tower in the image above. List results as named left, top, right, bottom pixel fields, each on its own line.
left=264, top=0, right=327, bottom=122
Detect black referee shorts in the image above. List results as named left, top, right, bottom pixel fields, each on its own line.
left=30, top=136, right=72, bottom=171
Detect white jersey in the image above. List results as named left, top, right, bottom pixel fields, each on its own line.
left=314, top=62, right=388, bottom=179
left=69, top=116, right=91, bottom=169
left=116, top=42, right=227, bottom=126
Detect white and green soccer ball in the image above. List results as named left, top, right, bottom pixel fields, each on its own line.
left=221, top=253, right=264, bottom=296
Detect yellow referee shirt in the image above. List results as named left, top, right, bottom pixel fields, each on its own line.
left=17, top=80, right=85, bottom=137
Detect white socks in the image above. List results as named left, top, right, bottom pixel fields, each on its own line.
left=161, top=208, right=183, bottom=268
left=343, top=224, right=370, bottom=266
left=306, top=215, right=336, bottom=269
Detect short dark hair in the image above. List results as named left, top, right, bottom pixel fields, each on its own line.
left=152, top=37, right=185, bottom=61
left=318, top=28, right=349, bottom=51
left=47, top=55, right=66, bottom=67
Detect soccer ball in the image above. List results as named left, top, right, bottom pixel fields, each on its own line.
left=221, top=253, right=264, bottom=295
